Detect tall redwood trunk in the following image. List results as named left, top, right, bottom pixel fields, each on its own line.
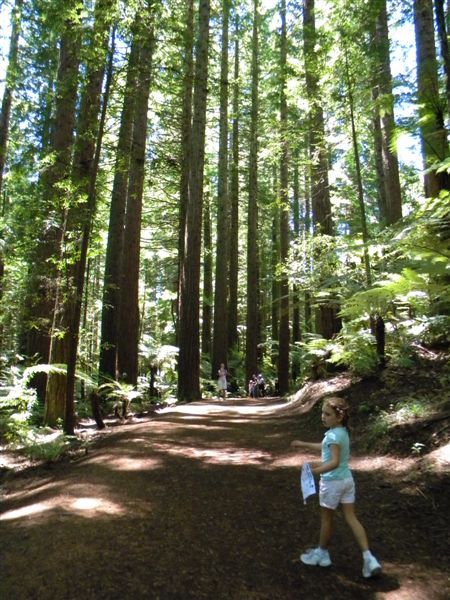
left=278, top=0, right=290, bottom=395
left=177, top=0, right=211, bottom=401
left=212, top=0, right=230, bottom=378
left=118, top=9, right=155, bottom=385
left=99, top=36, right=139, bottom=381
left=245, top=0, right=260, bottom=384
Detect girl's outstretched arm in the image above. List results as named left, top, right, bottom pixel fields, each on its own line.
left=290, top=440, right=322, bottom=452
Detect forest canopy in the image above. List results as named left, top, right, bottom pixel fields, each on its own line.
left=0, top=0, right=449, bottom=436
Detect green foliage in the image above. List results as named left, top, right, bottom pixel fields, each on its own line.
left=328, top=327, right=379, bottom=376
left=10, top=424, right=72, bottom=462
left=362, top=396, right=429, bottom=452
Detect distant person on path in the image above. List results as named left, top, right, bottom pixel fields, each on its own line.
left=256, top=373, right=265, bottom=397
left=217, top=363, right=228, bottom=399
left=290, top=396, right=382, bottom=579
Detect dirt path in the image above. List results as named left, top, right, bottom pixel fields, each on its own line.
left=1, top=396, right=449, bottom=600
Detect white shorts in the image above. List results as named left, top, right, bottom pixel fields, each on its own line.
left=319, top=477, right=355, bottom=509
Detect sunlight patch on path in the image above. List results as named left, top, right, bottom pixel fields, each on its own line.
left=0, top=493, right=124, bottom=522
left=151, top=441, right=272, bottom=466
left=157, top=399, right=288, bottom=418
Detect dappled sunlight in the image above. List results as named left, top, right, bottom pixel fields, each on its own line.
left=68, top=496, right=124, bottom=516
left=2, top=478, right=61, bottom=503
left=158, top=399, right=288, bottom=418
left=81, top=451, right=163, bottom=471
left=0, top=501, right=52, bottom=521
left=0, top=492, right=125, bottom=522
left=151, top=441, right=273, bottom=466
left=350, top=455, right=416, bottom=475
left=105, top=456, right=163, bottom=471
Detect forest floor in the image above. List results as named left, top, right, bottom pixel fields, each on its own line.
left=1, top=356, right=449, bottom=600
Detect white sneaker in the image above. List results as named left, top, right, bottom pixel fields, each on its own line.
left=363, top=555, right=382, bottom=578
left=300, top=547, right=332, bottom=567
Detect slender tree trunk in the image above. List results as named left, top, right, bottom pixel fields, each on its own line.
left=118, top=8, right=155, bottom=385
left=343, top=41, right=371, bottom=287
left=0, top=0, right=23, bottom=352
left=0, top=0, right=23, bottom=199
left=292, top=148, right=301, bottom=381
left=99, top=34, right=139, bottom=381
left=245, top=0, right=260, bottom=384
left=304, top=169, right=312, bottom=333
left=434, top=0, right=450, bottom=119
left=212, top=0, right=230, bottom=378
left=303, top=0, right=338, bottom=339
left=177, top=0, right=195, bottom=340
left=64, top=22, right=116, bottom=433
left=278, top=0, right=290, bottom=395
left=178, top=0, right=211, bottom=401
left=228, top=11, right=240, bottom=352
left=372, top=0, right=402, bottom=224
left=414, top=0, right=450, bottom=196
left=201, top=191, right=213, bottom=356
left=271, top=196, right=280, bottom=366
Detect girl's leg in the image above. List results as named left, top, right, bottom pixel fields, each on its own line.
left=319, top=507, right=335, bottom=549
left=341, top=503, right=369, bottom=551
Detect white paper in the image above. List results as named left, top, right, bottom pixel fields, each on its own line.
left=300, top=462, right=316, bottom=504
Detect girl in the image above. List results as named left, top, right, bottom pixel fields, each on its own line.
left=291, top=396, right=382, bottom=579
left=217, top=363, right=228, bottom=399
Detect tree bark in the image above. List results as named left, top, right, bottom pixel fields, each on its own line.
left=178, top=0, right=211, bottom=401
left=372, top=0, right=402, bottom=225
left=201, top=192, right=212, bottom=356
left=434, top=0, right=450, bottom=120
left=212, top=0, right=230, bottom=378
left=303, top=0, right=338, bottom=339
left=0, top=0, right=23, bottom=199
left=46, top=0, right=117, bottom=432
left=414, top=0, right=450, bottom=197
left=278, top=0, right=290, bottom=396
left=177, top=0, right=195, bottom=340
left=245, top=0, right=260, bottom=384
left=24, top=3, right=82, bottom=410
left=118, top=7, right=155, bottom=386
left=99, top=33, right=140, bottom=381
left=228, top=11, right=240, bottom=352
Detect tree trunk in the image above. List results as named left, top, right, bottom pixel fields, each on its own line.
left=201, top=191, right=213, bottom=356
left=228, top=11, right=240, bottom=352
left=434, top=0, right=450, bottom=119
left=212, top=0, right=230, bottom=378
left=372, top=0, right=402, bottom=224
left=25, top=3, right=82, bottom=410
left=99, top=34, right=139, bottom=381
left=0, top=0, right=23, bottom=199
left=245, top=0, right=260, bottom=384
left=414, top=0, right=450, bottom=197
left=271, top=201, right=280, bottom=365
left=0, top=0, right=23, bottom=352
left=177, top=0, right=211, bottom=401
left=303, top=0, right=338, bottom=339
left=65, top=20, right=116, bottom=434
left=291, top=148, right=301, bottom=381
left=118, top=8, right=155, bottom=386
left=46, top=0, right=117, bottom=432
left=278, top=0, right=290, bottom=396
left=177, top=0, right=195, bottom=340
